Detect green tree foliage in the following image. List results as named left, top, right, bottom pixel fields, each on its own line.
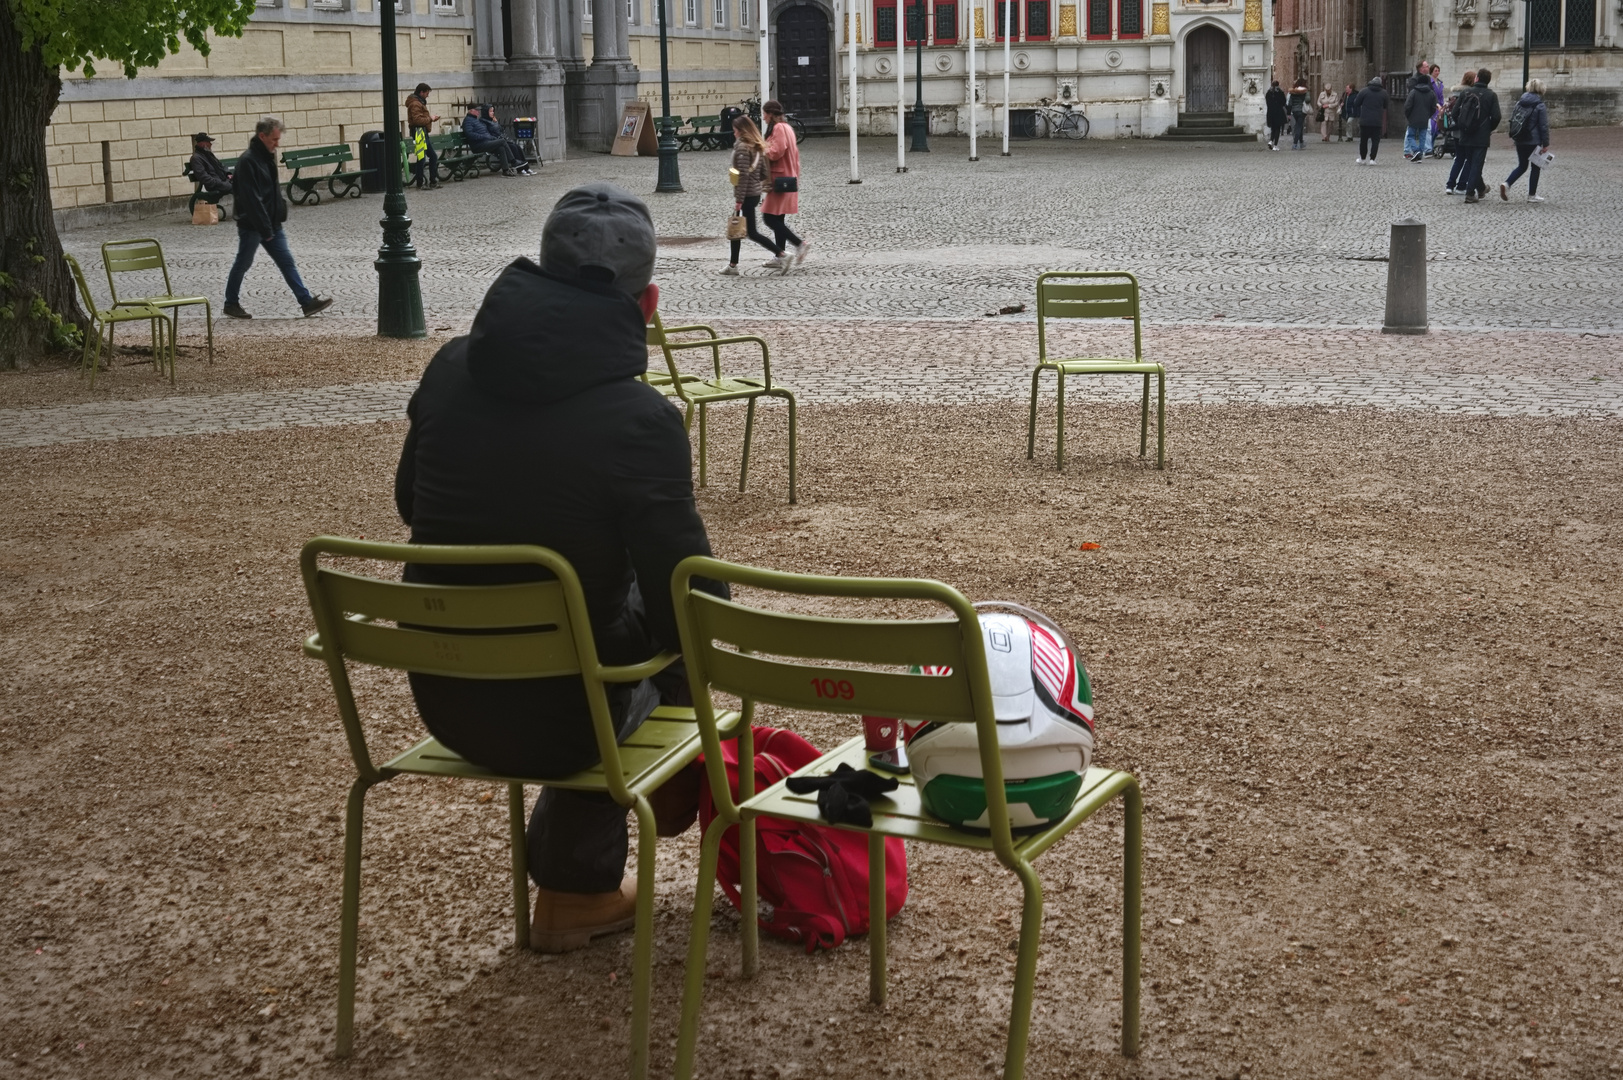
left=1, top=0, right=255, bottom=368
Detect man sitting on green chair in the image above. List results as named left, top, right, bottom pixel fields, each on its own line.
left=394, top=183, right=723, bottom=951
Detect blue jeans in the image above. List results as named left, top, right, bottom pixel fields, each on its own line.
left=1291, top=113, right=1306, bottom=148
left=1458, top=145, right=1489, bottom=195
left=1505, top=142, right=1541, bottom=197
left=1404, top=124, right=1427, bottom=157
left=225, top=225, right=313, bottom=307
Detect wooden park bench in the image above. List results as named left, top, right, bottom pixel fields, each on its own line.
left=280, top=144, right=372, bottom=206
left=428, top=131, right=503, bottom=182
left=677, top=115, right=727, bottom=151
left=183, top=154, right=237, bottom=219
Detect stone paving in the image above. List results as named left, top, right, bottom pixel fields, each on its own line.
left=58, top=128, right=1623, bottom=332
left=3, top=322, right=1618, bottom=449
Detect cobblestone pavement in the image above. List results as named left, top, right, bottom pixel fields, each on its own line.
left=4, top=322, right=1618, bottom=448
left=60, top=127, right=1623, bottom=332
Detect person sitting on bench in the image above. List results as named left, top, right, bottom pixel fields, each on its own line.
left=462, top=104, right=532, bottom=177
left=189, top=132, right=233, bottom=195
left=394, top=183, right=722, bottom=951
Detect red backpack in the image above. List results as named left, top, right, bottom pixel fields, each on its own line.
left=698, top=726, right=907, bottom=953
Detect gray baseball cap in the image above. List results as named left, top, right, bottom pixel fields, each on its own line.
left=539, top=183, right=657, bottom=295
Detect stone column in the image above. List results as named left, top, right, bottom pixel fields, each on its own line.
left=473, top=0, right=507, bottom=70
left=574, top=0, right=640, bottom=149
left=511, top=0, right=545, bottom=67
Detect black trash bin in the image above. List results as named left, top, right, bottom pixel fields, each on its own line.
left=719, top=105, right=743, bottom=148
left=358, top=131, right=388, bottom=194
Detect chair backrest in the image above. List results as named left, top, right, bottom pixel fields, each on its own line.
left=101, top=238, right=174, bottom=305
left=301, top=537, right=644, bottom=797
left=62, top=254, right=101, bottom=317
left=644, top=310, right=695, bottom=393
left=670, top=555, right=1024, bottom=857
left=1035, top=271, right=1143, bottom=363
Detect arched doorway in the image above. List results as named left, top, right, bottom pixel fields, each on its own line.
left=776, top=6, right=832, bottom=119
left=1185, top=26, right=1229, bottom=113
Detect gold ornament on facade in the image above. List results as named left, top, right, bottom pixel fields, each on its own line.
left=1243, top=0, right=1262, bottom=31
left=1058, top=4, right=1077, bottom=36
left=1150, top=1, right=1169, bottom=34
left=845, top=12, right=861, bottom=43
left=974, top=7, right=985, bottom=38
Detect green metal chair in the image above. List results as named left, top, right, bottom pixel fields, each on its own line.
left=100, top=238, right=214, bottom=365
left=668, top=556, right=1144, bottom=1080
left=645, top=311, right=798, bottom=504
left=1025, top=271, right=1165, bottom=470
left=299, top=537, right=742, bottom=1078
left=64, top=253, right=173, bottom=387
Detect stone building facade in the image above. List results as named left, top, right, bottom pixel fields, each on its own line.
left=1271, top=0, right=1622, bottom=124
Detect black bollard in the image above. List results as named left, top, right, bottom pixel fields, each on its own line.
left=1382, top=218, right=1428, bottom=334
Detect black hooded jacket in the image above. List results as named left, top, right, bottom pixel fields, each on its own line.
left=394, top=259, right=723, bottom=774
left=1403, top=74, right=1438, bottom=127
left=232, top=135, right=287, bottom=240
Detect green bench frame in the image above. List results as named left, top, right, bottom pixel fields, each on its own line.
left=428, top=131, right=505, bottom=182
left=280, top=144, right=372, bottom=206
left=183, top=154, right=237, bottom=220
left=677, top=115, right=727, bottom=151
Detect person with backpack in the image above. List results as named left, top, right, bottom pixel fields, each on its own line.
left=1457, top=68, right=1502, bottom=204
left=1501, top=78, right=1551, bottom=203
left=1287, top=79, right=1311, bottom=150
left=1264, top=80, right=1287, bottom=150
left=1402, top=69, right=1438, bottom=161
left=1443, top=70, right=1478, bottom=193
left=721, top=116, right=777, bottom=275
left=1354, top=76, right=1389, bottom=164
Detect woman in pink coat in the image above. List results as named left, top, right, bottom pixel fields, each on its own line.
left=760, top=100, right=808, bottom=273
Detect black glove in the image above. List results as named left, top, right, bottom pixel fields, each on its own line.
left=785, top=763, right=899, bottom=828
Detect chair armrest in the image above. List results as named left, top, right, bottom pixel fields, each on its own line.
left=303, top=632, right=324, bottom=659
left=660, top=323, right=721, bottom=340
left=598, top=650, right=681, bottom=685
left=664, top=333, right=772, bottom=384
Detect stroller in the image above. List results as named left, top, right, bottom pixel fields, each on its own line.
left=1432, top=111, right=1460, bottom=158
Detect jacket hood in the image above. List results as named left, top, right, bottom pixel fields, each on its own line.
left=1518, top=91, right=1544, bottom=105
left=1368, top=77, right=1385, bottom=89
left=465, top=258, right=649, bottom=405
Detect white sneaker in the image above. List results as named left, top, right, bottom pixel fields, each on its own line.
left=720, top=264, right=740, bottom=276
left=1444, top=187, right=1457, bottom=194
left=761, top=258, right=783, bottom=268
left=1527, top=194, right=1546, bottom=203
left=1356, top=157, right=1366, bottom=164
left=794, top=239, right=811, bottom=266
left=1367, top=158, right=1378, bottom=166
left=777, top=255, right=793, bottom=276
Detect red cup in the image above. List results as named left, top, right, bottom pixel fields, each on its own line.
left=862, top=715, right=898, bottom=752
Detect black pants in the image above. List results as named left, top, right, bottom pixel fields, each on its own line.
left=762, top=212, right=802, bottom=256
left=410, top=129, right=439, bottom=187
left=1459, top=145, right=1490, bottom=195
left=1359, top=124, right=1383, bottom=160
left=1267, top=121, right=1283, bottom=146
left=1505, top=142, right=1541, bottom=197
left=729, top=195, right=777, bottom=263
left=473, top=138, right=525, bottom=170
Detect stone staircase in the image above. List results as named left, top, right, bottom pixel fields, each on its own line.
left=1157, top=112, right=1258, bottom=143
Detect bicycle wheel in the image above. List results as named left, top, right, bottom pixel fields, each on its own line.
left=1032, top=111, right=1053, bottom=139
left=789, top=116, right=806, bottom=144
left=1064, top=112, right=1090, bottom=139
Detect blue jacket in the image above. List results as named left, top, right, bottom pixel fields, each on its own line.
left=1511, top=92, right=1550, bottom=146
left=462, top=113, right=499, bottom=142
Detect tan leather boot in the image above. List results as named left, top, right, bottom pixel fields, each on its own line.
left=530, top=875, right=637, bottom=953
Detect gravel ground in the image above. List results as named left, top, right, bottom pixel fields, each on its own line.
left=2, top=401, right=1621, bottom=1080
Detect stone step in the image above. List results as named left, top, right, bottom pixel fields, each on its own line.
left=1176, top=112, right=1237, bottom=127
left=1157, top=127, right=1259, bottom=142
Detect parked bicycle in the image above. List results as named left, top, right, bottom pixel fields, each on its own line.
left=742, top=95, right=806, bottom=144
left=1032, top=96, right=1090, bottom=140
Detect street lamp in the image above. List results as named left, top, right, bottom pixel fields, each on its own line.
left=1521, top=0, right=1532, bottom=92
left=376, top=0, right=425, bottom=339
left=910, top=0, right=931, bottom=151
left=656, top=0, right=684, bottom=192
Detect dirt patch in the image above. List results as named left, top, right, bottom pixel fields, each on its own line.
left=1, top=401, right=1619, bottom=1079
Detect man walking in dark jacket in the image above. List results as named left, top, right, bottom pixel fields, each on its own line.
left=223, top=117, right=332, bottom=318
left=1458, top=69, right=1502, bottom=204
left=1402, top=70, right=1437, bottom=161
left=1354, top=76, right=1389, bottom=164
left=394, top=183, right=722, bottom=951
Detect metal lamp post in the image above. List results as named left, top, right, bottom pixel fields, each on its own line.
left=376, top=0, right=425, bottom=339
left=656, top=0, right=684, bottom=192
left=1521, top=0, right=1532, bottom=92
left=910, top=0, right=930, bottom=150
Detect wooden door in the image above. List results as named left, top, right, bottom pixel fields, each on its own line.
left=1185, top=26, right=1229, bottom=114
left=776, top=5, right=832, bottom=119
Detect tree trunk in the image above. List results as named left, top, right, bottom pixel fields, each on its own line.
left=1, top=8, right=84, bottom=370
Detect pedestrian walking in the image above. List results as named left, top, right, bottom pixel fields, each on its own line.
left=1339, top=83, right=1358, bottom=141
left=1317, top=86, right=1339, bottom=141
left=1500, top=78, right=1551, bottom=203
left=1457, top=69, right=1502, bottom=204
left=1354, top=76, right=1389, bottom=164
left=223, top=117, right=332, bottom=319
left=1265, top=80, right=1287, bottom=149
left=1443, top=70, right=1478, bottom=193
left=1288, top=79, right=1311, bottom=149
left=721, top=117, right=776, bottom=276
left=760, top=100, right=806, bottom=274
left=406, top=83, right=440, bottom=190
left=1402, top=69, right=1436, bottom=161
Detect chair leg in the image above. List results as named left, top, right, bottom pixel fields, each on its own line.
left=697, top=402, right=708, bottom=488
left=783, top=392, right=798, bottom=505
left=1026, top=367, right=1044, bottom=460
left=1121, top=780, right=1144, bottom=1056
left=630, top=795, right=658, bottom=1080
left=508, top=783, right=530, bottom=951
left=1055, top=371, right=1067, bottom=472
left=336, top=777, right=375, bottom=1058
left=1139, top=373, right=1150, bottom=457
left=737, top=722, right=758, bottom=977
left=1156, top=372, right=1166, bottom=471
left=1001, top=858, right=1046, bottom=1080
left=739, top=397, right=757, bottom=493
left=868, top=833, right=887, bottom=1005
left=674, top=815, right=729, bottom=1080
left=204, top=300, right=214, bottom=365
